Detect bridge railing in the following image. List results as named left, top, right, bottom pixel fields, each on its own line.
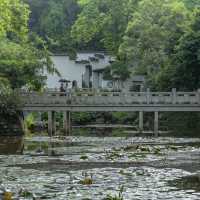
left=19, top=89, right=200, bottom=106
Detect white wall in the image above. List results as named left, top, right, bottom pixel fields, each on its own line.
left=45, top=53, right=110, bottom=89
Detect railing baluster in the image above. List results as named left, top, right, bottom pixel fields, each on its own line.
left=146, top=88, right=150, bottom=104
left=172, top=88, right=177, bottom=104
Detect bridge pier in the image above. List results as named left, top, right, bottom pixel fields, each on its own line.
left=154, top=111, right=159, bottom=137
left=63, top=111, right=71, bottom=135
left=48, top=111, right=56, bottom=136
left=139, top=111, right=144, bottom=133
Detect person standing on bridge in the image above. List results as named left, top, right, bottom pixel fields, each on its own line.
left=64, top=82, right=68, bottom=92
left=60, top=83, right=65, bottom=96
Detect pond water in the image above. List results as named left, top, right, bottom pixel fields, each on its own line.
left=46, top=53, right=111, bottom=88
left=1, top=136, right=200, bottom=199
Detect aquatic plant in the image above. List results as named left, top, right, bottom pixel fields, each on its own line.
left=19, top=189, right=35, bottom=198
left=104, top=186, right=124, bottom=200
left=123, top=144, right=163, bottom=156
left=154, top=147, right=162, bottom=155
left=79, top=177, right=93, bottom=185
left=168, top=145, right=178, bottom=151
left=139, top=146, right=151, bottom=152
left=80, top=155, right=89, bottom=160
left=79, top=172, right=93, bottom=185
left=106, top=152, right=123, bottom=160
left=3, top=191, right=13, bottom=200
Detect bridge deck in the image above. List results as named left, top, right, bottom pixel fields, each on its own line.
left=21, top=89, right=200, bottom=112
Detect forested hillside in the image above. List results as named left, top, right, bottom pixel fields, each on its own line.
left=1, top=0, right=199, bottom=89
left=25, top=0, right=200, bottom=91
left=1, top=0, right=200, bottom=91
left=25, top=0, right=80, bottom=52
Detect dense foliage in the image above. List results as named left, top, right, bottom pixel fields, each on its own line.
left=0, top=38, right=56, bottom=90
left=0, top=82, right=22, bottom=118
left=25, top=0, right=200, bottom=91
left=0, top=0, right=56, bottom=90
left=25, top=0, right=80, bottom=53
left=0, top=81, right=25, bottom=136
left=72, top=0, right=140, bottom=54
left=155, top=8, right=200, bottom=91
left=119, top=0, right=190, bottom=85
left=1, top=0, right=200, bottom=90
left=0, top=0, right=29, bottom=39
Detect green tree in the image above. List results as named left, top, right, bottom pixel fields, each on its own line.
left=0, top=0, right=57, bottom=90
left=26, top=0, right=80, bottom=53
left=0, top=0, right=30, bottom=40
left=0, top=81, right=21, bottom=115
left=0, top=38, right=56, bottom=89
left=182, top=0, right=200, bottom=10
left=24, top=0, right=49, bottom=32
left=119, top=0, right=189, bottom=84
left=103, top=61, right=130, bottom=82
left=71, top=0, right=139, bottom=54
left=156, top=8, right=200, bottom=91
